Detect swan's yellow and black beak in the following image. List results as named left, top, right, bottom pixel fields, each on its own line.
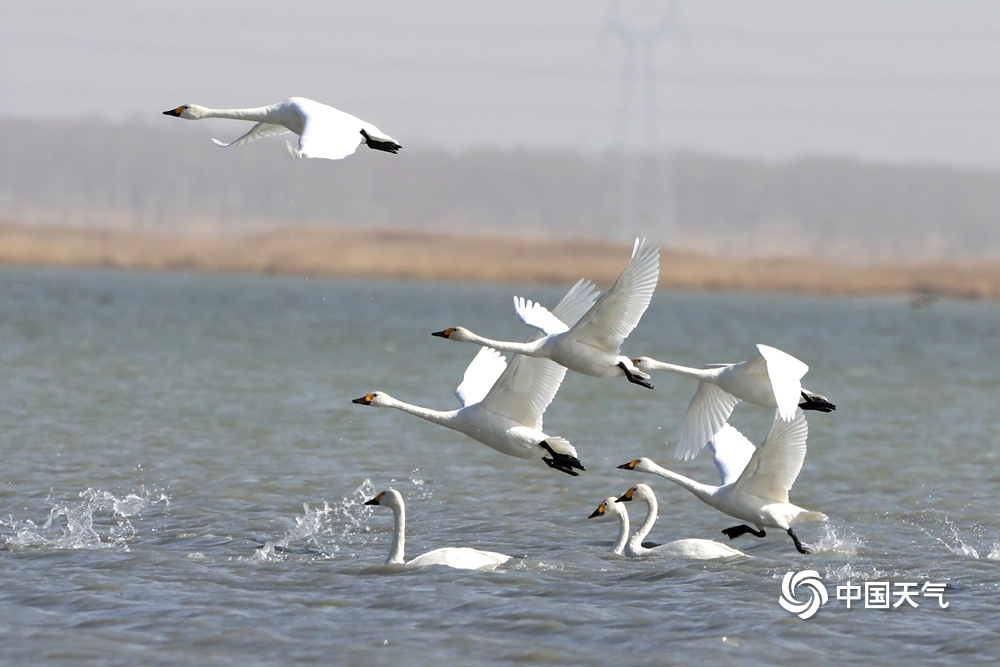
left=431, top=328, right=455, bottom=339
left=352, top=393, right=375, bottom=405
left=364, top=492, right=384, bottom=506
left=631, top=359, right=641, bottom=366
left=588, top=502, right=607, bottom=519
left=163, top=106, right=185, bottom=117
left=617, top=460, right=639, bottom=471
left=616, top=488, right=636, bottom=503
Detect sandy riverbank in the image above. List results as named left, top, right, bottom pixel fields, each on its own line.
left=2, top=225, right=999, bottom=299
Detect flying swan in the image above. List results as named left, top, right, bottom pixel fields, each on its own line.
left=365, top=489, right=510, bottom=570
left=633, top=344, right=835, bottom=460
left=588, top=485, right=746, bottom=559
left=433, top=238, right=660, bottom=389
left=618, top=410, right=827, bottom=554
left=162, top=97, right=400, bottom=160
left=353, top=278, right=601, bottom=475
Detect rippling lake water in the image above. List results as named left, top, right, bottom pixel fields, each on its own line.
left=1, top=266, right=998, bottom=666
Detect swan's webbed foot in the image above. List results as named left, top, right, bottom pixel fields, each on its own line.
left=799, top=391, right=836, bottom=413
left=721, top=524, right=766, bottom=540
left=361, top=129, right=402, bottom=154
left=617, top=361, right=653, bottom=390
left=539, top=441, right=585, bottom=477
left=787, top=528, right=811, bottom=554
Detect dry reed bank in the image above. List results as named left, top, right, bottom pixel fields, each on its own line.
left=2, top=224, right=999, bottom=300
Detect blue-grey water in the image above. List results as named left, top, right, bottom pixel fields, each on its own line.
left=1, top=266, right=998, bottom=666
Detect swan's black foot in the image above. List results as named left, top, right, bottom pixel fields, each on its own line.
left=361, top=129, right=402, bottom=154
left=788, top=528, right=811, bottom=554
left=542, top=457, right=580, bottom=476
left=799, top=390, right=836, bottom=413
left=721, top=524, right=766, bottom=540
left=618, top=361, right=653, bottom=390
left=539, top=441, right=585, bottom=477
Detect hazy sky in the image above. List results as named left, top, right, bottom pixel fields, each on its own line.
left=1, top=0, right=998, bottom=168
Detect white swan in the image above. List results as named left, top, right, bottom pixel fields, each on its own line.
left=618, top=410, right=827, bottom=554
left=163, top=97, right=400, bottom=160
left=605, top=484, right=747, bottom=559
left=587, top=496, right=631, bottom=555
left=588, top=484, right=746, bottom=559
left=432, top=238, right=660, bottom=389
left=353, top=278, right=600, bottom=475
left=364, top=489, right=510, bottom=570
left=633, top=344, right=835, bottom=460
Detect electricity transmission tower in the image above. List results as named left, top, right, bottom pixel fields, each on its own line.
left=607, top=0, right=681, bottom=240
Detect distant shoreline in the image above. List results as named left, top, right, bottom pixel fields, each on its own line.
left=2, top=224, right=999, bottom=300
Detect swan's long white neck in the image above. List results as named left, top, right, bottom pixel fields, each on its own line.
left=386, top=502, right=406, bottom=565
left=456, top=331, right=544, bottom=357
left=628, top=491, right=658, bottom=554
left=194, top=105, right=277, bottom=122
left=641, top=462, right=718, bottom=505
left=643, top=359, right=716, bottom=381
left=611, top=509, right=630, bottom=555
left=380, top=395, right=457, bottom=428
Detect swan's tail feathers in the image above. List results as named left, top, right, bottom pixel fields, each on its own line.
left=539, top=437, right=585, bottom=476
left=360, top=129, right=402, bottom=154
left=285, top=140, right=303, bottom=159
left=795, top=511, right=828, bottom=524
left=799, top=390, right=836, bottom=413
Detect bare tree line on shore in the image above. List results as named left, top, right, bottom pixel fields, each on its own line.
left=1, top=117, right=997, bottom=262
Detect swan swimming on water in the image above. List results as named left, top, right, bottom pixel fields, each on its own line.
left=588, top=486, right=746, bottom=559
left=353, top=278, right=600, bottom=475
left=633, top=344, right=835, bottom=460
left=433, top=238, right=660, bottom=389
left=618, top=410, right=827, bottom=554
left=162, top=97, right=400, bottom=160
left=365, top=489, right=510, bottom=570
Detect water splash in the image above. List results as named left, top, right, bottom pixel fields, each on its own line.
left=812, top=523, right=863, bottom=557
left=244, top=479, right=380, bottom=562
left=3, top=487, right=169, bottom=551
left=901, top=510, right=982, bottom=559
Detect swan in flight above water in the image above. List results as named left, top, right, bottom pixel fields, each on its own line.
left=633, top=344, right=835, bottom=460
left=618, top=410, right=827, bottom=554
left=433, top=238, right=660, bottom=389
left=162, top=97, right=400, bottom=160
left=353, top=278, right=600, bottom=475
left=588, top=486, right=745, bottom=559
left=365, top=489, right=510, bottom=570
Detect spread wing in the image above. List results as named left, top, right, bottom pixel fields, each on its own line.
left=708, top=424, right=756, bottom=486
left=732, top=409, right=809, bottom=503
left=212, top=122, right=290, bottom=148
left=757, top=344, right=809, bottom=421
left=294, top=99, right=366, bottom=160
left=566, top=238, right=659, bottom=353
left=514, top=278, right=600, bottom=338
left=674, top=382, right=741, bottom=461
left=455, top=347, right=507, bottom=408
left=477, top=354, right=567, bottom=430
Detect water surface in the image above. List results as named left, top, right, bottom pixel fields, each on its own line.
left=1, top=267, right=997, bottom=665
